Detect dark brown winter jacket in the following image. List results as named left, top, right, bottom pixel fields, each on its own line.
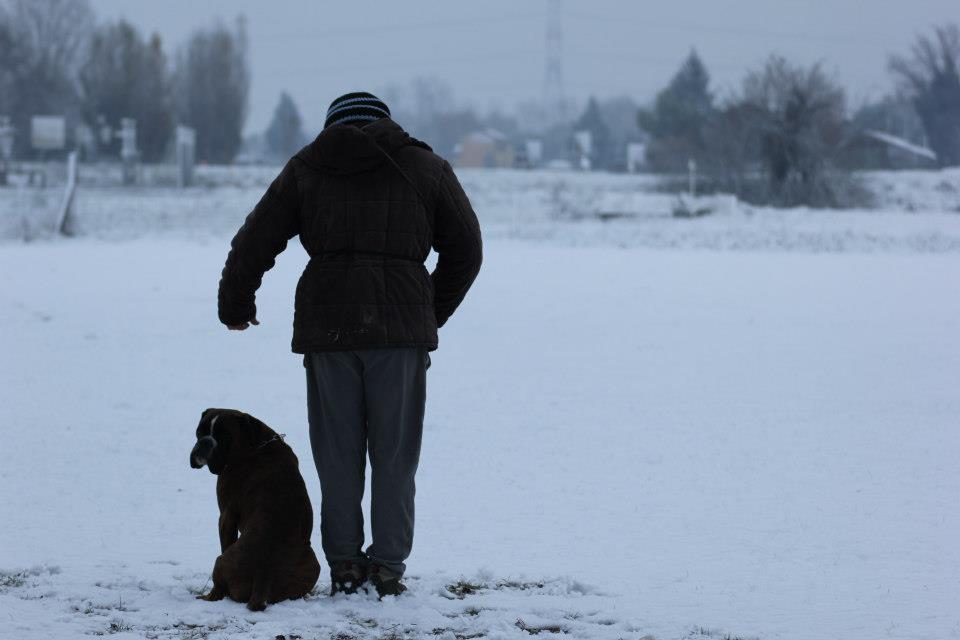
left=217, top=118, right=482, bottom=353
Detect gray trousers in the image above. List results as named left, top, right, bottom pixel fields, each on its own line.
left=304, top=348, right=429, bottom=576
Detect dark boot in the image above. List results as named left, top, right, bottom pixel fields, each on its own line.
left=329, top=560, right=366, bottom=595
left=368, top=564, right=406, bottom=598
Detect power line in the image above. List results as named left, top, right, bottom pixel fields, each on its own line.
left=262, top=47, right=542, bottom=78
left=255, top=10, right=544, bottom=41
left=565, top=9, right=887, bottom=47
left=562, top=45, right=750, bottom=74
left=262, top=42, right=746, bottom=80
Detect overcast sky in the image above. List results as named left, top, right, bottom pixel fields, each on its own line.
left=89, top=0, right=958, bottom=134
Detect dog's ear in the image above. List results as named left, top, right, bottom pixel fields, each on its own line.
left=192, top=409, right=223, bottom=472
left=205, top=416, right=233, bottom=475
left=196, top=408, right=218, bottom=438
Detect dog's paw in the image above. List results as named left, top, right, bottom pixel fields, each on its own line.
left=196, top=591, right=225, bottom=602
left=246, top=599, right=267, bottom=612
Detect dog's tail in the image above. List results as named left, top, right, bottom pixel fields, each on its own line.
left=247, top=571, right=273, bottom=611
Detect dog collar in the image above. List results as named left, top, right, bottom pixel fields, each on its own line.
left=255, top=433, right=286, bottom=450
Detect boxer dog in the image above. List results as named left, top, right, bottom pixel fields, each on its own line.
left=190, top=408, right=320, bottom=611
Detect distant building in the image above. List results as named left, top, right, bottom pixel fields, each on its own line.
left=514, top=138, right=543, bottom=169
left=455, top=129, right=515, bottom=168
left=843, top=129, right=937, bottom=170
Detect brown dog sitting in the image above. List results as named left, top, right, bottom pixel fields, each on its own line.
left=190, top=408, right=320, bottom=611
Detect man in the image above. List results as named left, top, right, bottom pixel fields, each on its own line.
left=217, top=91, right=482, bottom=597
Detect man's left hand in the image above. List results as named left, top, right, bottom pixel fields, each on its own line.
left=227, top=318, right=260, bottom=331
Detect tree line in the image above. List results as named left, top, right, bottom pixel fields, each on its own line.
left=0, top=0, right=249, bottom=163
left=631, top=25, right=960, bottom=206
left=2, top=0, right=957, bottom=204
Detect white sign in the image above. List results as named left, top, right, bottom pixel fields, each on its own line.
left=573, top=130, right=592, bottom=156
left=31, top=116, right=66, bottom=150
left=525, top=139, right=543, bottom=166
left=627, top=142, right=647, bottom=173
left=119, top=118, right=138, bottom=160
left=176, top=125, right=196, bottom=188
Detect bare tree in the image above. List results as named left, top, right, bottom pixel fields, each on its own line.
left=5, top=0, right=92, bottom=74
left=0, top=0, right=94, bottom=154
left=382, top=77, right=480, bottom=157
left=890, top=24, right=960, bottom=167
left=740, top=55, right=847, bottom=205
left=407, top=77, right=456, bottom=126
left=383, top=78, right=454, bottom=126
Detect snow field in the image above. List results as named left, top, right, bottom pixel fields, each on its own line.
left=1, top=235, right=958, bottom=639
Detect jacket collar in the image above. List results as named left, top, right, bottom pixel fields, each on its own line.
left=295, top=118, right=431, bottom=175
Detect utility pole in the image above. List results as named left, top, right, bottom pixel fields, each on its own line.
left=543, top=0, right=566, bottom=128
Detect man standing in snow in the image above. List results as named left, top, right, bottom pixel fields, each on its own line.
left=217, top=92, right=482, bottom=597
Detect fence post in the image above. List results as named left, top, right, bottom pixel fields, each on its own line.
left=176, top=125, right=196, bottom=188
left=56, top=151, right=79, bottom=236
left=688, top=158, right=698, bottom=197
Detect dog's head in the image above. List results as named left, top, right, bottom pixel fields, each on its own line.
left=190, top=408, right=275, bottom=475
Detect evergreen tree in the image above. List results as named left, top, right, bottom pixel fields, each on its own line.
left=574, top=96, right=612, bottom=169
left=0, top=15, right=19, bottom=116
left=265, top=92, right=306, bottom=159
left=637, top=50, right=715, bottom=170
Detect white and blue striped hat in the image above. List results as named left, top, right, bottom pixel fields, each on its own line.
left=324, top=92, right=391, bottom=129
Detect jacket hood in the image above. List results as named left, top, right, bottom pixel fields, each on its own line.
left=295, top=118, right=432, bottom=175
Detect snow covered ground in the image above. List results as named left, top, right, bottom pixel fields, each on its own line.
left=1, top=168, right=959, bottom=639
left=3, top=166, right=960, bottom=252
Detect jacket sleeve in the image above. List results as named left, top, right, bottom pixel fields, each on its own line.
left=431, top=160, right=482, bottom=328
left=217, top=160, right=301, bottom=326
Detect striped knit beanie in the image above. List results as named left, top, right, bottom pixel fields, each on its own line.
left=324, top=92, right=391, bottom=129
